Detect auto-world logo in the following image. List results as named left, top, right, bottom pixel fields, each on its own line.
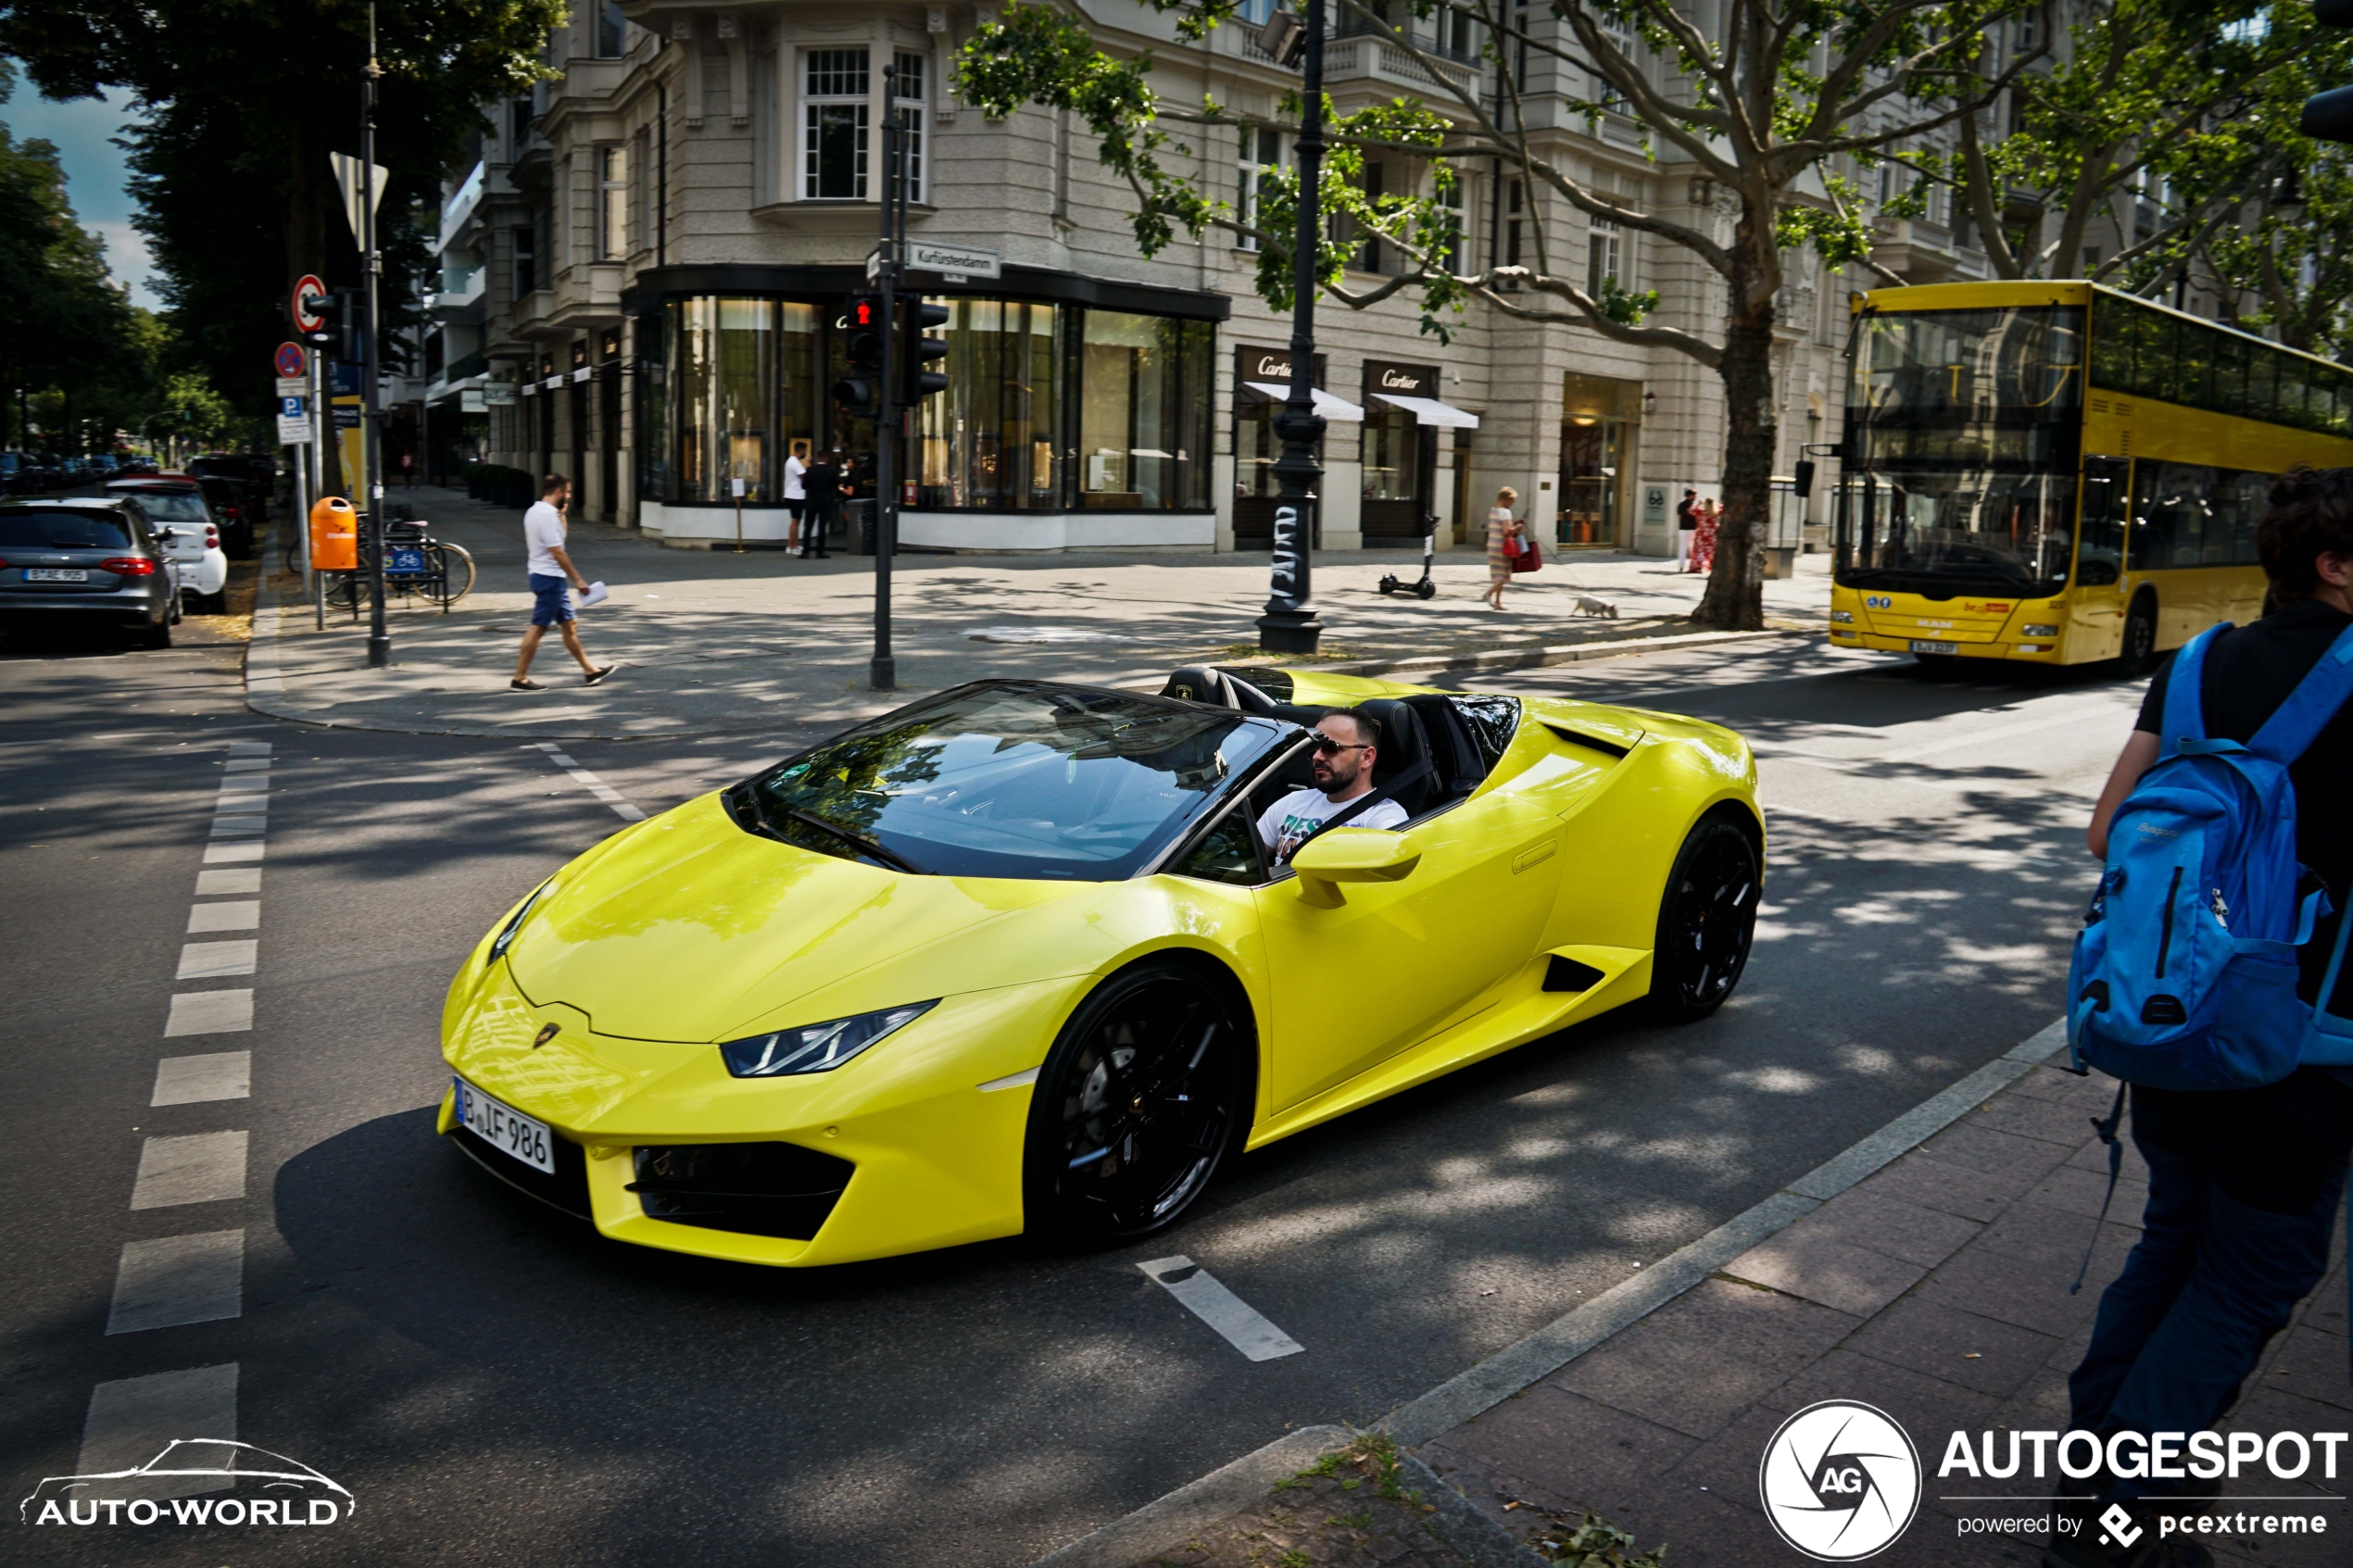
left=20, top=1440, right=354, bottom=1527
left=1759, top=1400, right=1921, bottom=1561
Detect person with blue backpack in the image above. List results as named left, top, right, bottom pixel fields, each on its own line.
left=2051, top=466, right=2353, bottom=1568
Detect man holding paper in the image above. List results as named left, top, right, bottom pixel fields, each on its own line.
left=511, top=472, right=617, bottom=691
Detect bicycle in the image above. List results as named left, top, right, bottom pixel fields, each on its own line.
left=320, top=515, right=476, bottom=616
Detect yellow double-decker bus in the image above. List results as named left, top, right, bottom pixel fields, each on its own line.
left=1830, top=282, right=2353, bottom=673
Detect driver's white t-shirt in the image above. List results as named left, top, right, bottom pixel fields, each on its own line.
left=1256, top=787, right=1407, bottom=864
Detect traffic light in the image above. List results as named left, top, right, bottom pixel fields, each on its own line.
left=900, top=299, right=950, bottom=407
left=299, top=290, right=342, bottom=355
left=832, top=293, right=887, bottom=416
left=2306, top=0, right=2353, bottom=144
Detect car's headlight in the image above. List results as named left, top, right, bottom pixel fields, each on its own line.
left=2021, top=622, right=2060, bottom=637
left=720, top=1001, right=938, bottom=1078
left=1830, top=609, right=1854, bottom=623
left=489, top=879, right=554, bottom=963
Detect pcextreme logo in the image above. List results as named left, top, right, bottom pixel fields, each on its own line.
left=1758, top=1400, right=1922, bottom=1561
left=19, top=1439, right=355, bottom=1527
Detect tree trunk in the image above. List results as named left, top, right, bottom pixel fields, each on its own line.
left=1694, top=232, right=1774, bottom=632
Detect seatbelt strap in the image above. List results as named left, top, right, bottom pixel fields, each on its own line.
left=2070, top=1082, right=2132, bottom=1296
left=2248, top=622, right=2353, bottom=765
left=1284, top=760, right=1434, bottom=860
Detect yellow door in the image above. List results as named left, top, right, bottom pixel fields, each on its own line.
left=1252, top=792, right=1563, bottom=1110
left=2070, top=456, right=2129, bottom=660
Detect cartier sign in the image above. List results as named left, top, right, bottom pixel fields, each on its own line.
left=1363, top=358, right=1437, bottom=396
left=1237, top=345, right=1325, bottom=386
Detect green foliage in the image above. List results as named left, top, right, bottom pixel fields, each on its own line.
left=1534, top=1511, right=1670, bottom=1566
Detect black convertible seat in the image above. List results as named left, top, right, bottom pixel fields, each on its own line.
left=1354, top=697, right=1438, bottom=818
left=1160, top=667, right=1282, bottom=716
left=1406, top=695, right=1486, bottom=803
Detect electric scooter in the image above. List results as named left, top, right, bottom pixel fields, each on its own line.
left=1378, top=510, right=1439, bottom=600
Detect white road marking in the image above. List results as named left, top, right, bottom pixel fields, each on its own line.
left=216, top=773, right=269, bottom=794
left=185, top=901, right=258, bottom=935
left=130, top=1131, right=248, bottom=1209
left=529, top=742, right=648, bottom=822
left=176, top=941, right=257, bottom=979
left=977, top=1067, right=1041, bottom=1092
left=152, top=1052, right=251, bottom=1106
left=223, top=758, right=271, bottom=773
left=1139, top=1256, right=1305, bottom=1361
left=195, top=868, right=260, bottom=895
left=208, top=819, right=266, bottom=840
left=106, top=1231, right=245, bottom=1334
left=203, top=843, right=265, bottom=864
left=164, top=990, right=253, bottom=1036
left=228, top=741, right=271, bottom=757
left=75, top=1364, right=238, bottom=1499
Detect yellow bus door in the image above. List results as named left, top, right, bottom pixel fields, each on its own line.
left=2070, top=456, right=2130, bottom=660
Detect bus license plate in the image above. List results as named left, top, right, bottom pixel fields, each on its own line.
left=1910, top=640, right=1957, bottom=656
left=454, top=1076, right=554, bottom=1173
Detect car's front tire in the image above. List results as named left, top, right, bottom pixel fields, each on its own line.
left=1024, top=959, right=1247, bottom=1245
left=1646, top=812, right=1761, bottom=1023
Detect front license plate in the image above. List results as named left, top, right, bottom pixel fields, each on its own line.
left=1910, top=640, right=1958, bottom=655
left=454, top=1076, right=554, bottom=1173
left=24, top=568, right=87, bottom=583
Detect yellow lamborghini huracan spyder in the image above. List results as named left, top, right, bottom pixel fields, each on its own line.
left=437, top=664, right=1761, bottom=1267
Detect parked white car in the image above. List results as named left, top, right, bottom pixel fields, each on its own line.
left=106, top=478, right=230, bottom=614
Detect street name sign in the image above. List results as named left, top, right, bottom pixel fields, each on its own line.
left=907, top=241, right=1002, bottom=280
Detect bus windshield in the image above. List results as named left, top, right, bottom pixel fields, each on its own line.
left=1839, top=304, right=2085, bottom=597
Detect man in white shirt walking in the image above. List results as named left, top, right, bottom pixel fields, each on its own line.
left=1256, top=709, right=1409, bottom=864
left=512, top=472, right=615, bottom=691
left=783, top=442, right=809, bottom=553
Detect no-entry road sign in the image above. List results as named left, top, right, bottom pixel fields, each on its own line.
left=291, top=274, right=327, bottom=335
left=274, top=342, right=307, bottom=379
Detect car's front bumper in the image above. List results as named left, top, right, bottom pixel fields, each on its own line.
left=437, top=960, right=1082, bottom=1267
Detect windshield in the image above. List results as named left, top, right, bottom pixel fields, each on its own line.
left=741, top=683, right=1283, bottom=880
left=0, top=510, right=131, bottom=547
left=1840, top=304, right=2085, bottom=596
left=117, top=490, right=209, bottom=523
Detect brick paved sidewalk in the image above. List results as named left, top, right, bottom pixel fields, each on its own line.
left=1418, top=1061, right=2349, bottom=1568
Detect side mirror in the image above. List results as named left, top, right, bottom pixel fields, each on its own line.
left=1291, top=828, right=1420, bottom=906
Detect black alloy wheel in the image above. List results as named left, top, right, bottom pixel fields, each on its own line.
left=1026, top=960, right=1246, bottom=1243
left=1648, top=814, right=1761, bottom=1023
left=2118, top=596, right=2159, bottom=678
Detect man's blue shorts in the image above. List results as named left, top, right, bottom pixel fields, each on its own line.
left=528, top=572, right=574, bottom=627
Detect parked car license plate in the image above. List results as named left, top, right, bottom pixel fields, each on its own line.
left=1910, top=640, right=1958, bottom=656
left=24, top=568, right=87, bottom=583
left=453, top=1076, right=553, bottom=1173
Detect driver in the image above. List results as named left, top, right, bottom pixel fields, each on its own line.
left=1258, top=709, right=1408, bottom=865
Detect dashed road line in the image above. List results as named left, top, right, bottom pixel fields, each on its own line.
left=1139, top=1256, right=1305, bottom=1361
left=151, top=1052, right=251, bottom=1106
left=195, top=867, right=260, bottom=895
left=75, top=1365, right=238, bottom=1499
left=185, top=900, right=258, bottom=934
left=106, top=1231, right=245, bottom=1334
left=176, top=941, right=257, bottom=980
left=129, top=1131, right=248, bottom=1210
left=164, top=990, right=252, bottom=1036
left=530, top=741, right=648, bottom=821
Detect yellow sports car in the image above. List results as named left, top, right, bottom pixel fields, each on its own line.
left=437, top=665, right=1762, bottom=1268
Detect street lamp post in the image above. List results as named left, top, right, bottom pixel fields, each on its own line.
left=359, top=1, right=391, bottom=670
left=1255, top=1, right=1327, bottom=656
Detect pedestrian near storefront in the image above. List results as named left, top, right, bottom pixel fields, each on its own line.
left=783, top=441, right=809, bottom=552
left=800, top=450, right=841, bottom=558
left=1674, top=488, right=1697, bottom=571
left=511, top=473, right=616, bottom=691
left=2052, top=465, right=2353, bottom=1568
left=1686, top=497, right=1721, bottom=574
left=1485, top=487, right=1523, bottom=611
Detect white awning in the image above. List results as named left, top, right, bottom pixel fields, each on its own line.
left=1241, top=380, right=1365, bottom=422
left=1370, top=392, right=1480, bottom=429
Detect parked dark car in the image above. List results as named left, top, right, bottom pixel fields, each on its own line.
left=0, top=453, right=33, bottom=495
left=0, top=497, right=177, bottom=646
left=194, top=475, right=256, bottom=557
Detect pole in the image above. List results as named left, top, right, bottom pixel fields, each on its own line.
left=308, top=345, right=326, bottom=627
left=869, top=67, right=900, bottom=693
left=360, top=2, right=391, bottom=669
left=1257, top=0, right=1327, bottom=655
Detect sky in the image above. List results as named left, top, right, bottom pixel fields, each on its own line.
left=2, top=68, right=163, bottom=310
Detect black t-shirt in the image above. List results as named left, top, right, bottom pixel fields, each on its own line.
left=1677, top=497, right=1696, bottom=530
left=2135, top=596, right=2353, bottom=1013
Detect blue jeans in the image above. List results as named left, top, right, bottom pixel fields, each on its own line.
left=2067, top=1071, right=2353, bottom=1503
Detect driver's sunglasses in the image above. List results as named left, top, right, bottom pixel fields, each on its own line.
left=1310, top=735, right=1368, bottom=756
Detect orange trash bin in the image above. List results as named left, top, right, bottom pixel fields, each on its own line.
left=309, top=496, right=358, bottom=572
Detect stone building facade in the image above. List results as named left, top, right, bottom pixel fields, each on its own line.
left=416, top=0, right=2062, bottom=556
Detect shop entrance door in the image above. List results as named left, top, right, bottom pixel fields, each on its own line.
left=1559, top=420, right=1626, bottom=546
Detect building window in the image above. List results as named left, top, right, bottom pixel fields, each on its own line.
left=889, top=52, right=927, bottom=204
left=1588, top=212, right=1622, bottom=295
left=1505, top=180, right=1524, bottom=268
left=912, top=298, right=1063, bottom=509
left=1077, top=310, right=1214, bottom=510
left=1436, top=169, right=1465, bottom=272
left=666, top=298, right=819, bottom=504
left=629, top=128, right=651, bottom=251
left=598, top=145, right=629, bottom=260
left=803, top=49, right=870, bottom=199
left=1358, top=160, right=1387, bottom=272
left=593, top=0, right=626, bottom=57
left=512, top=223, right=537, bottom=297
left=1237, top=126, right=1283, bottom=251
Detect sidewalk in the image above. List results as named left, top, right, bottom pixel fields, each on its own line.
left=247, top=487, right=1830, bottom=741
left=1050, top=1036, right=2349, bottom=1568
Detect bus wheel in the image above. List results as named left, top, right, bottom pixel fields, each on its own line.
left=2118, top=596, right=2159, bottom=678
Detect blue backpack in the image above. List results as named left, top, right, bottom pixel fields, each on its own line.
left=2067, top=621, right=2353, bottom=1091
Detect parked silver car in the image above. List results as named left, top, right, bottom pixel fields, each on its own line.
left=0, top=497, right=179, bottom=647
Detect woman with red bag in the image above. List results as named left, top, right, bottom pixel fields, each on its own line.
left=1486, top=487, right=1524, bottom=610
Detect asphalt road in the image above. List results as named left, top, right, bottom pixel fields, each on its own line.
left=0, top=616, right=2146, bottom=1566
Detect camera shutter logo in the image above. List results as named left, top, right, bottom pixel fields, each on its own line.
left=1757, top=1400, right=1921, bottom=1561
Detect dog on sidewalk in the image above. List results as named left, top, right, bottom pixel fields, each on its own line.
left=1572, top=596, right=1619, bottom=620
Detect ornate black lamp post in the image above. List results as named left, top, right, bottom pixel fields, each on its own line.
left=1254, top=3, right=1326, bottom=655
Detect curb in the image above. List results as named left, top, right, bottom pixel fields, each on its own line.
left=1312, top=624, right=1809, bottom=683
left=1033, top=1019, right=2073, bottom=1564
left=1029, top=1426, right=1550, bottom=1568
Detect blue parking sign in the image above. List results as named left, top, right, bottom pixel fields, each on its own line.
left=280, top=395, right=305, bottom=418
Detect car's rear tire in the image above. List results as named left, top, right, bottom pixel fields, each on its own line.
left=1024, top=959, right=1246, bottom=1244
left=137, top=615, right=171, bottom=649
left=1646, top=812, right=1761, bottom=1024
